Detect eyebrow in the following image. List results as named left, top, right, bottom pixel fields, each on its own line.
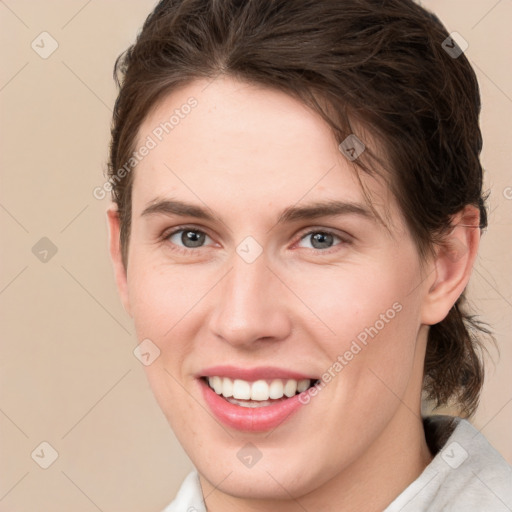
left=140, top=198, right=374, bottom=225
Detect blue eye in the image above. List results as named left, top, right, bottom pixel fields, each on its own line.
left=162, top=226, right=349, bottom=256
left=297, top=230, right=344, bottom=251
left=166, top=227, right=213, bottom=250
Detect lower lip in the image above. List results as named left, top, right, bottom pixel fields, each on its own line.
left=200, top=379, right=308, bottom=432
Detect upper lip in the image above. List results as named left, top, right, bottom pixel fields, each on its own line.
left=198, top=365, right=318, bottom=381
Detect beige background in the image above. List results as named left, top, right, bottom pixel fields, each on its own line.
left=1, top=1, right=511, bottom=511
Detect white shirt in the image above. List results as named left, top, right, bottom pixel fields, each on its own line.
left=162, top=416, right=512, bottom=511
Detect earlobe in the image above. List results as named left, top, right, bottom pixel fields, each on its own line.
left=421, top=205, right=481, bottom=325
left=106, top=205, right=132, bottom=317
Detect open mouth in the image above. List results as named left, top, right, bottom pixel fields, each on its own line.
left=202, top=376, right=320, bottom=408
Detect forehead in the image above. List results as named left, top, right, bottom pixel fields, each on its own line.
left=132, top=76, right=399, bottom=227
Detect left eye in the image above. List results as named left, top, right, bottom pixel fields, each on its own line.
left=296, top=230, right=344, bottom=250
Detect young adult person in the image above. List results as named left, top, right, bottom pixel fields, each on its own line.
left=105, top=1, right=512, bottom=510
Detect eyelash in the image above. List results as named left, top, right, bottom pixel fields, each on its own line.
left=161, top=225, right=351, bottom=256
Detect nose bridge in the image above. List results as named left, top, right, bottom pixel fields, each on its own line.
left=209, top=248, right=290, bottom=346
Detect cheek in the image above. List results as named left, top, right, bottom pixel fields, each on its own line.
left=127, top=261, right=205, bottom=429
left=126, top=260, right=199, bottom=418
left=288, top=259, right=423, bottom=400
left=127, top=256, right=205, bottom=341
left=289, top=259, right=420, bottom=347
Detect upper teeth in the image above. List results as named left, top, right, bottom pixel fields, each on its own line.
left=207, top=376, right=311, bottom=401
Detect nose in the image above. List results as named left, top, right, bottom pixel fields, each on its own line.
left=208, top=252, right=293, bottom=349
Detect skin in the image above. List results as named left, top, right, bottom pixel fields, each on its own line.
left=107, top=76, right=480, bottom=511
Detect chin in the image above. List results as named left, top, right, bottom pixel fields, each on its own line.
left=191, top=438, right=339, bottom=502
left=199, top=462, right=319, bottom=501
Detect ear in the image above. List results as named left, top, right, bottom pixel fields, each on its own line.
left=106, top=205, right=132, bottom=317
left=421, top=204, right=481, bottom=325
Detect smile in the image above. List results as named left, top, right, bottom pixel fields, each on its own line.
left=205, top=376, right=314, bottom=406
left=198, top=367, right=320, bottom=431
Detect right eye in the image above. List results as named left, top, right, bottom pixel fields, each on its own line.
left=164, top=226, right=216, bottom=253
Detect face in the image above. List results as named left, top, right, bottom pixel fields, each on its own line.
left=110, top=76, right=436, bottom=500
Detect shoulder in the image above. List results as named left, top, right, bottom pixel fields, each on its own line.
left=385, top=415, right=512, bottom=512
left=160, top=470, right=206, bottom=512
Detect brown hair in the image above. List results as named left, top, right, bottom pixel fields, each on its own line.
left=108, top=0, right=493, bottom=417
